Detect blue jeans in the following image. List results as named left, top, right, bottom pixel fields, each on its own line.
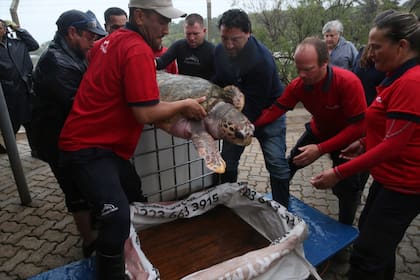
left=221, top=115, right=290, bottom=180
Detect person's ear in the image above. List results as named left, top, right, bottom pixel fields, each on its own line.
left=67, top=26, right=78, bottom=39
left=399, top=39, right=409, bottom=50
left=133, top=8, right=146, bottom=26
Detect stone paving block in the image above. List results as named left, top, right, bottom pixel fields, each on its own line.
left=52, top=234, right=80, bottom=257
left=1, top=221, right=25, bottom=233
left=399, top=245, right=419, bottom=263
left=31, top=220, right=56, bottom=236
left=20, top=215, right=44, bottom=227
left=0, top=212, right=14, bottom=224
left=52, top=215, right=73, bottom=231
left=42, top=210, right=67, bottom=221
left=41, top=229, right=67, bottom=243
left=0, top=244, right=19, bottom=258
left=25, top=241, right=58, bottom=264
left=4, top=228, right=35, bottom=245
left=17, top=236, right=45, bottom=250
left=15, top=263, right=46, bottom=280
left=1, top=250, right=32, bottom=273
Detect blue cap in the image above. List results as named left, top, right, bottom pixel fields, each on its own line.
left=56, top=9, right=107, bottom=36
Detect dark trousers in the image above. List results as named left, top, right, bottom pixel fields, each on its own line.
left=349, top=181, right=420, bottom=280
left=289, top=123, right=366, bottom=225
left=60, top=148, right=145, bottom=255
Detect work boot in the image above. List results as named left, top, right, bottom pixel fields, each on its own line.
left=96, top=252, right=128, bottom=280
left=270, top=177, right=290, bottom=208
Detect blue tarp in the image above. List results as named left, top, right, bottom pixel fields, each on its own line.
left=28, top=257, right=96, bottom=280
left=268, top=194, right=359, bottom=266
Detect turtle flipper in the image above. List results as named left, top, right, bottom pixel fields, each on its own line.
left=190, top=122, right=226, bottom=174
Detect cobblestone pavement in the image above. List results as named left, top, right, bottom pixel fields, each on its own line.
left=1, top=108, right=419, bottom=280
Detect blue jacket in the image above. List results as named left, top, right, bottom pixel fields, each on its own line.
left=329, top=36, right=358, bottom=70
left=213, top=36, right=284, bottom=122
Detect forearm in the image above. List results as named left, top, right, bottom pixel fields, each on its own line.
left=16, top=29, right=39, bottom=51
left=254, top=102, right=287, bottom=127
left=335, top=119, right=416, bottom=178
left=131, top=100, right=191, bottom=124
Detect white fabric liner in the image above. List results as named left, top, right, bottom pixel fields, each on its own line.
left=126, top=182, right=322, bottom=280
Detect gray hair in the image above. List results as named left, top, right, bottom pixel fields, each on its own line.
left=322, top=20, right=343, bottom=35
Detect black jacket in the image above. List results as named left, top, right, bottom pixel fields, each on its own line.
left=32, top=33, right=87, bottom=163
left=0, top=28, right=39, bottom=130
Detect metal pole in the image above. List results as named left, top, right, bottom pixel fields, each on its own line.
left=0, top=83, right=31, bottom=205
left=9, top=0, right=21, bottom=26
left=206, top=0, right=212, bottom=41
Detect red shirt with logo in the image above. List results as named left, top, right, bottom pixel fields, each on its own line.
left=277, top=66, right=366, bottom=152
left=336, top=62, right=420, bottom=194
left=59, top=28, right=159, bottom=160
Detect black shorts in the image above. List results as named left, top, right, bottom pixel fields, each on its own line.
left=59, top=148, right=146, bottom=213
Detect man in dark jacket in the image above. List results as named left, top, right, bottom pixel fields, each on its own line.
left=0, top=19, right=39, bottom=154
left=31, top=9, right=107, bottom=257
left=213, top=9, right=290, bottom=207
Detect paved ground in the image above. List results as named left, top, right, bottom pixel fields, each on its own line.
left=0, top=108, right=419, bottom=280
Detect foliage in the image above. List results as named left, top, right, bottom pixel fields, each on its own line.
left=230, top=0, right=408, bottom=84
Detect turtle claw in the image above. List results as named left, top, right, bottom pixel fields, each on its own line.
left=191, top=129, right=226, bottom=174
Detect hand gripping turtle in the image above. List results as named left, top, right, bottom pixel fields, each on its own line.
left=156, top=72, right=254, bottom=174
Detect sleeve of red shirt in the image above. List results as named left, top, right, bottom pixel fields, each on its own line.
left=318, top=71, right=367, bottom=153
left=254, top=102, right=287, bottom=127
left=334, top=118, right=416, bottom=179
left=254, top=83, right=297, bottom=127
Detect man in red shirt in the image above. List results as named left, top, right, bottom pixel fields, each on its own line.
left=58, top=1, right=206, bottom=279
left=255, top=37, right=367, bottom=225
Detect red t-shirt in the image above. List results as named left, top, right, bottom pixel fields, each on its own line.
left=59, top=28, right=159, bottom=160
left=279, top=66, right=366, bottom=151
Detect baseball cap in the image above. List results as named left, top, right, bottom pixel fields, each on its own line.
left=128, top=0, right=186, bottom=19
left=56, top=9, right=107, bottom=36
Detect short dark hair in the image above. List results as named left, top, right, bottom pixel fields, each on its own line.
left=185, top=13, right=204, bottom=26
left=104, top=7, right=127, bottom=24
left=218, top=9, right=251, bottom=33
left=297, top=37, right=329, bottom=66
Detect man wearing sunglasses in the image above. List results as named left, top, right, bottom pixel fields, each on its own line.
left=31, top=9, right=107, bottom=259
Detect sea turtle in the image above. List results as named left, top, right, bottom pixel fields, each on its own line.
left=156, top=72, right=254, bottom=174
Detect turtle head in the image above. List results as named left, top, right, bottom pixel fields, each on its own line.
left=206, top=102, right=254, bottom=146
